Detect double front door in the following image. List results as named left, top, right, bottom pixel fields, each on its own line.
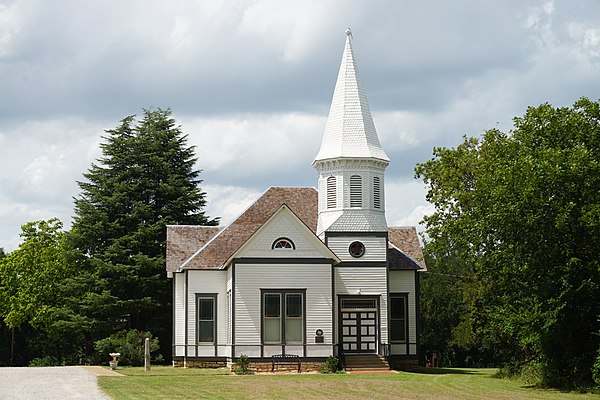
left=340, top=297, right=378, bottom=354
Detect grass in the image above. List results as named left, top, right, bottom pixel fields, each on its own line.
left=97, top=366, right=600, bottom=400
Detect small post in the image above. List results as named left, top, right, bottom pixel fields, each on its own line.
left=144, top=337, right=151, bottom=371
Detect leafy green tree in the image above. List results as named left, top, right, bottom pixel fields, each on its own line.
left=0, top=219, right=71, bottom=364
left=416, top=98, right=600, bottom=387
left=67, top=108, right=217, bottom=362
left=0, top=219, right=68, bottom=330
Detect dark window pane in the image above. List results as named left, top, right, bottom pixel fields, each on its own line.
left=265, top=294, right=281, bottom=317
left=286, top=294, right=302, bottom=317
left=199, top=321, right=214, bottom=342
left=198, top=298, right=214, bottom=320
left=390, top=320, right=406, bottom=341
left=390, top=297, right=405, bottom=319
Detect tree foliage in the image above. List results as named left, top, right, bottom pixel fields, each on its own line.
left=0, top=219, right=69, bottom=330
left=65, top=108, right=218, bottom=362
left=416, top=98, right=600, bottom=387
left=94, top=329, right=161, bottom=366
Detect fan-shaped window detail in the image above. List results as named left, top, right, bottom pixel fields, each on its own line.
left=350, top=175, right=362, bottom=207
left=373, top=176, right=381, bottom=209
left=272, top=237, right=295, bottom=250
left=326, top=176, right=336, bottom=209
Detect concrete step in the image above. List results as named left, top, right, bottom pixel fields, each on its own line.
left=344, top=355, right=390, bottom=371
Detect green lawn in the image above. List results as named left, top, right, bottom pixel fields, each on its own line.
left=98, top=366, right=600, bottom=400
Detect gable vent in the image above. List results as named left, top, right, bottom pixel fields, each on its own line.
left=327, top=176, right=336, bottom=209
left=350, top=175, right=362, bottom=207
left=373, top=176, right=381, bottom=209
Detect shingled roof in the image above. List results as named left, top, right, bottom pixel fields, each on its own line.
left=168, top=187, right=318, bottom=271
left=166, top=188, right=426, bottom=272
left=166, top=225, right=221, bottom=272
left=388, top=227, right=426, bottom=270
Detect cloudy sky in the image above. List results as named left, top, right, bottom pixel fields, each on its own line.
left=1, top=0, right=600, bottom=251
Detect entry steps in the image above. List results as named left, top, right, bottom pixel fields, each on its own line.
left=344, top=354, right=390, bottom=372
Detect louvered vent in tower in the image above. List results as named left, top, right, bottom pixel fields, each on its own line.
left=327, top=176, right=337, bottom=209
left=350, top=175, right=362, bottom=207
left=373, top=176, right=381, bottom=209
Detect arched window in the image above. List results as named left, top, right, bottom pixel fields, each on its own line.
left=373, top=176, right=381, bottom=209
left=350, top=175, right=362, bottom=207
left=272, top=237, right=295, bottom=250
left=326, top=176, right=336, bottom=209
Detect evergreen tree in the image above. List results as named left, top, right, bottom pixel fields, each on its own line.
left=68, top=109, right=217, bottom=361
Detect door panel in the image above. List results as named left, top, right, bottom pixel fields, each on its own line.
left=341, top=310, right=377, bottom=354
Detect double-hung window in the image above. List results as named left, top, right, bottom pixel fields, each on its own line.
left=263, top=290, right=305, bottom=345
left=389, top=294, right=408, bottom=342
left=197, top=294, right=216, bottom=344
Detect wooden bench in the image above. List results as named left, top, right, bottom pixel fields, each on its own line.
left=271, top=354, right=301, bottom=373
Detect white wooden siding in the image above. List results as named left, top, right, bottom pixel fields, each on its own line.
left=173, top=272, right=185, bottom=357
left=236, top=208, right=335, bottom=259
left=334, top=266, right=388, bottom=343
left=186, top=270, right=227, bottom=355
left=234, top=263, right=333, bottom=350
left=389, top=270, right=417, bottom=353
left=327, top=236, right=387, bottom=262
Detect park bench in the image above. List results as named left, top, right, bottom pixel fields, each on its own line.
left=271, top=354, right=301, bottom=373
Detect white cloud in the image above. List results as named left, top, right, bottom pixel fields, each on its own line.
left=0, top=1, right=22, bottom=59
left=202, top=184, right=262, bottom=226
left=0, top=117, right=105, bottom=250
left=180, top=112, right=325, bottom=178
left=385, top=178, right=432, bottom=230
left=2, top=0, right=600, bottom=253
left=568, top=22, right=600, bottom=60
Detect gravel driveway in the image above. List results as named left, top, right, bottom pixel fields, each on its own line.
left=0, top=366, right=111, bottom=400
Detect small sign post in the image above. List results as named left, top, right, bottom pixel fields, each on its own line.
left=144, top=338, right=151, bottom=371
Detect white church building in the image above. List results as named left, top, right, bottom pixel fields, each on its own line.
left=166, top=31, right=426, bottom=372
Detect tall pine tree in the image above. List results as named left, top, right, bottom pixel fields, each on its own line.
left=69, top=109, right=217, bottom=361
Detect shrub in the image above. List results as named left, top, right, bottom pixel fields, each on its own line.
left=94, top=329, right=162, bottom=366
left=321, top=355, right=341, bottom=374
left=593, top=347, right=600, bottom=386
left=28, top=357, right=61, bottom=367
left=235, top=354, right=253, bottom=375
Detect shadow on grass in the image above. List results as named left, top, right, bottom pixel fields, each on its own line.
left=412, top=367, right=483, bottom=375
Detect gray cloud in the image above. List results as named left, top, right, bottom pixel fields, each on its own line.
left=2, top=0, right=600, bottom=250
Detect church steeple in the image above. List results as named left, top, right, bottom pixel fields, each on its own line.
left=314, top=29, right=389, bottom=163
left=313, top=29, right=389, bottom=238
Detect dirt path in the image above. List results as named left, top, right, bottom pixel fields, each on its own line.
left=0, top=366, right=111, bottom=400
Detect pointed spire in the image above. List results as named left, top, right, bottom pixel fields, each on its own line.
left=314, top=29, right=389, bottom=163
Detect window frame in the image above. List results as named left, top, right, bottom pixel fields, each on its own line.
left=389, top=293, right=408, bottom=343
left=261, top=289, right=306, bottom=345
left=272, top=237, right=295, bottom=250
left=196, top=293, right=217, bottom=345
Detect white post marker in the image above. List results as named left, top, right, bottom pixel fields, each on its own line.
left=144, top=338, right=151, bottom=371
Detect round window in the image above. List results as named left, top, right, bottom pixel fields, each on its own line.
left=348, top=241, right=365, bottom=258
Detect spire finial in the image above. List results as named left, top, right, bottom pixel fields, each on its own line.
left=345, top=27, right=353, bottom=39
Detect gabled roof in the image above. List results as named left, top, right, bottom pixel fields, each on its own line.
left=166, top=190, right=426, bottom=272
left=170, top=187, right=318, bottom=270
left=166, top=225, right=221, bottom=272
left=388, top=227, right=426, bottom=270
left=224, top=204, right=340, bottom=266
left=313, top=30, right=389, bottom=163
